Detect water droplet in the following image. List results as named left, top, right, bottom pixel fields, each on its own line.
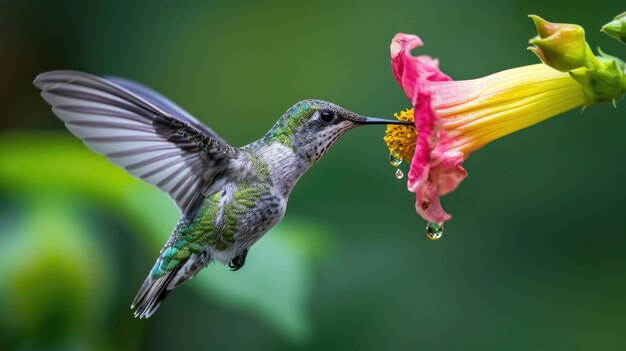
left=426, top=222, right=444, bottom=240
left=389, top=153, right=402, bottom=167
left=394, top=169, right=404, bottom=179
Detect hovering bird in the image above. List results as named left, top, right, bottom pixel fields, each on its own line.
left=34, top=71, right=411, bottom=318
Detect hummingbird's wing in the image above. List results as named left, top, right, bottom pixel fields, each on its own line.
left=103, top=76, right=227, bottom=145
left=34, top=70, right=237, bottom=219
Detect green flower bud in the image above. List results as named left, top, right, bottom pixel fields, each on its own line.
left=528, top=15, right=596, bottom=71
left=601, top=12, right=626, bottom=44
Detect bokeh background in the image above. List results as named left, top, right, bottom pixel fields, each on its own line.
left=2, top=0, right=626, bottom=350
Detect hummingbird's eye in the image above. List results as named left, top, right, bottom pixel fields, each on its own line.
left=320, top=111, right=335, bottom=123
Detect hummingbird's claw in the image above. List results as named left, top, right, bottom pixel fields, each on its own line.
left=229, top=249, right=249, bottom=271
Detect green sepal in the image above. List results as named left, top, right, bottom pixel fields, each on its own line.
left=568, top=52, right=626, bottom=104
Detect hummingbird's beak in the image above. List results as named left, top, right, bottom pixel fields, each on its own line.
left=358, top=117, right=413, bottom=126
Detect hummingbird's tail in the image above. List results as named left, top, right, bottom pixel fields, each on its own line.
left=131, top=268, right=178, bottom=319
left=131, top=251, right=210, bottom=318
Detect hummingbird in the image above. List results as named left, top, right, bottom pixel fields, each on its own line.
left=33, top=70, right=411, bottom=318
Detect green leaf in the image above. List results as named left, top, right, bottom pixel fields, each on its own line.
left=0, top=196, right=113, bottom=346
left=0, top=132, right=334, bottom=340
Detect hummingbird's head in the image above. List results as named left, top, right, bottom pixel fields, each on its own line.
left=264, top=99, right=411, bottom=163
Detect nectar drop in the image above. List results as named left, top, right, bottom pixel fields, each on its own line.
left=394, top=169, right=404, bottom=179
left=389, top=153, right=402, bottom=167
left=426, top=222, right=444, bottom=240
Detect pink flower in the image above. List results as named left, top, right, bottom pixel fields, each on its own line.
left=391, top=33, right=468, bottom=223
left=387, top=16, right=626, bottom=231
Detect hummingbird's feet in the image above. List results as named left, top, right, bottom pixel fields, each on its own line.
left=229, top=249, right=249, bottom=271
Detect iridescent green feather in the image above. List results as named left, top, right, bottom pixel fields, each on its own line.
left=149, top=157, right=272, bottom=279
left=150, top=193, right=221, bottom=279
left=266, top=102, right=312, bottom=148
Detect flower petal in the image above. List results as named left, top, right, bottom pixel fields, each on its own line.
left=406, top=91, right=467, bottom=223
left=392, top=33, right=466, bottom=223
left=391, top=33, right=451, bottom=104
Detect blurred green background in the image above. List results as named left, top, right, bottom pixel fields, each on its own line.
left=2, top=0, right=626, bottom=350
